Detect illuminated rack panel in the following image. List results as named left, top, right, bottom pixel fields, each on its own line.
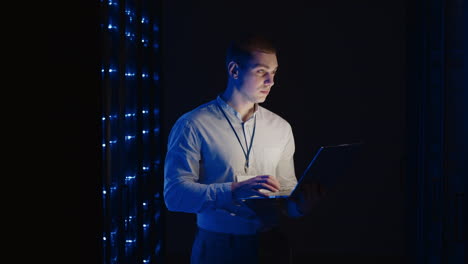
left=100, top=0, right=163, bottom=263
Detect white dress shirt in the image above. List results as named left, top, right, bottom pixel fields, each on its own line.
left=164, top=96, right=298, bottom=235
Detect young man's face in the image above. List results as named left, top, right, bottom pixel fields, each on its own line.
left=237, top=50, right=278, bottom=104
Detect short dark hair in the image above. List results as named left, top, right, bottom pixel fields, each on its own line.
left=225, top=33, right=278, bottom=69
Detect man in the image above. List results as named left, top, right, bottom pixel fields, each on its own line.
left=164, top=33, right=326, bottom=264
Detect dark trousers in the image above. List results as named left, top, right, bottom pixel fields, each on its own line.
left=190, top=227, right=291, bottom=264
left=258, top=227, right=292, bottom=264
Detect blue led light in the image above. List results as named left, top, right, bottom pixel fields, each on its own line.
left=125, top=9, right=135, bottom=22
left=125, top=218, right=134, bottom=227
left=125, top=135, right=135, bottom=140
left=101, top=67, right=117, bottom=74
left=125, top=31, right=135, bottom=40
left=102, top=1, right=163, bottom=261
left=125, top=175, right=136, bottom=182
left=107, top=24, right=118, bottom=30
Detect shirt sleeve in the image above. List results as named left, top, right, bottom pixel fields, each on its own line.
left=276, top=123, right=297, bottom=190
left=163, top=117, right=233, bottom=213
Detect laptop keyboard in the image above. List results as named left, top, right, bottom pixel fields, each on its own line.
left=261, top=188, right=293, bottom=196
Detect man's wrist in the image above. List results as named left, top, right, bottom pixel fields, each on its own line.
left=231, top=182, right=239, bottom=200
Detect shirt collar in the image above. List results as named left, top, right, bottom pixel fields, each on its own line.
left=216, top=95, right=258, bottom=122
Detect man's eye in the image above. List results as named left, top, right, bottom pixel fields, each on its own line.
left=257, top=70, right=265, bottom=74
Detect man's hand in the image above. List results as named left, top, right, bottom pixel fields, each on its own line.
left=231, top=175, right=280, bottom=200
left=289, top=182, right=327, bottom=216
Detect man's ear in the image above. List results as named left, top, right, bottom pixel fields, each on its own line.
left=227, top=61, right=239, bottom=79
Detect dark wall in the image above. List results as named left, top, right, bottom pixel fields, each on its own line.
left=39, top=1, right=101, bottom=263
left=161, top=0, right=409, bottom=263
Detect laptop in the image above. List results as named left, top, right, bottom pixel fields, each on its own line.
left=242, top=142, right=362, bottom=200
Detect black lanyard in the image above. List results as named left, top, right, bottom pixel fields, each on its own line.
left=216, top=102, right=257, bottom=173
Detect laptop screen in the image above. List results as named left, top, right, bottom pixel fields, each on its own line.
left=288, top=142, right=362, bottom=198
left=244, top=142, right=362, bottom=200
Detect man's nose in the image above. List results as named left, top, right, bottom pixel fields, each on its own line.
left=264, top=73, right=274, bottom=86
